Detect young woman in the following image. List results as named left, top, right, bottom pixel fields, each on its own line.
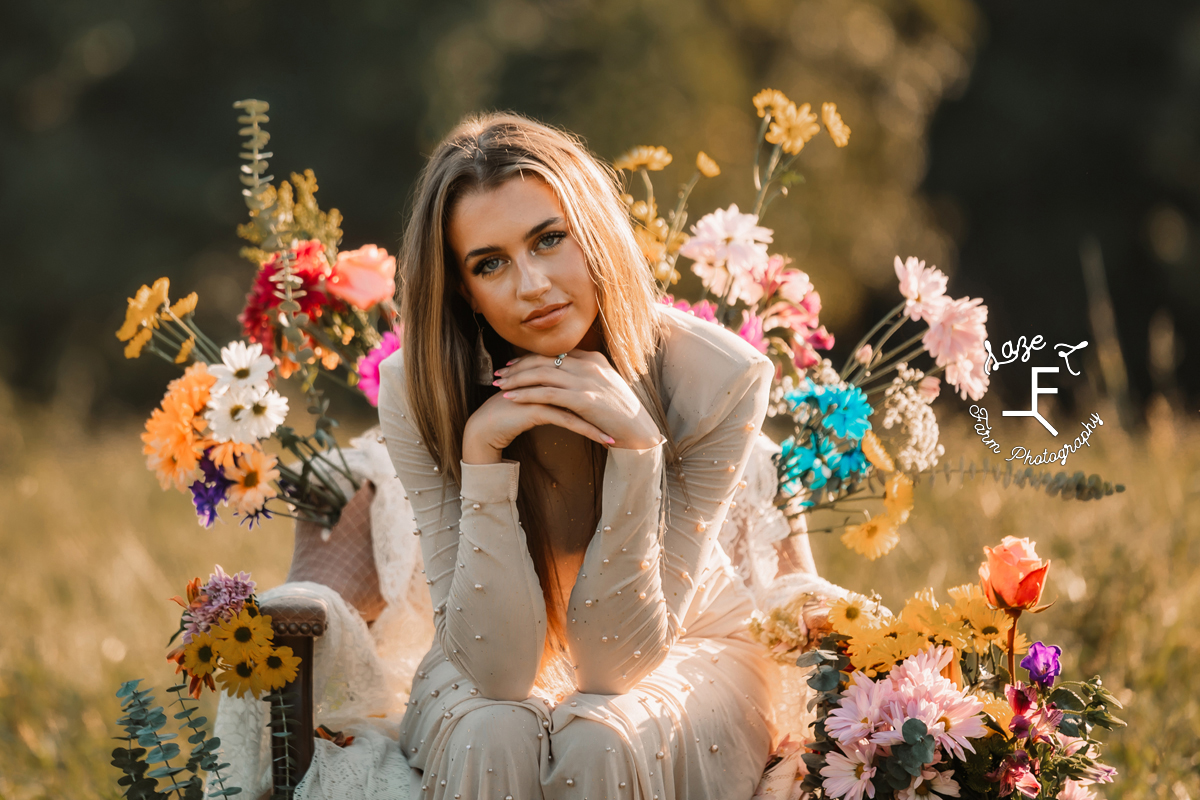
left=377, top=112, right=777, bottom=800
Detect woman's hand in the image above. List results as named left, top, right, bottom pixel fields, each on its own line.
left=490, top=350, right=664, bottom=451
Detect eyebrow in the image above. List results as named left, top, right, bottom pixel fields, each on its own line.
left=464, top=217, right=563, bottom=262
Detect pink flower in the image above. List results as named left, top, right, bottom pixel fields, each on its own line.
left=737, top=309, right=769, bottom=353
left=918, top=376, right=941, bottom=402
left=660, top=295, right=718, bottom=323
left=820, top=742, right=878, bottom=800
left=763, top=301, right=818, bottom=333
left=806, top=325, right=835, bottom=351
left=987, top=751, right=1041, bottom=799
left=895, top=256, right=949, bottom=322
left=329, top=245, right=397, bottom=309
left=1058, top=780, right=1097, bottom=800
left=945, top=355, right=990, bottom=401
left=793, top=341, right=820, bottom=370
left=826, top=671, right=890, bottom=744
left=756, top=254, right=813, bottom=304
left=680, top=204, right=773, bottom=304
left=923, top=296, right=988, bottom=367
left=980, top=536, right=1050, bottom=611
left=355, top=329, right=402, bottom=406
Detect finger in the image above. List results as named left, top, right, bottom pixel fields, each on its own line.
left=501, top=353, right=568, bottom=376
left=502, top=385, right=590, bottom=414
left=495, top=365, right=579, bottom=390
left=526, top=404, right=614, bottom=445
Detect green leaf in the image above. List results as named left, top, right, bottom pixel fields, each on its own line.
left=902, top=718, right=928, bottom=745
left=795, top=650, right=835, bottom=668
left=1049, top=687, right=1087, bottom=712
left=146, top=765, right=187, bottom=779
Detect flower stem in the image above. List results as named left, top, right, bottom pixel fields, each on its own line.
left=1007, top=609, right=1021, bottom=682
left=839, top=303, right=906, bottom=379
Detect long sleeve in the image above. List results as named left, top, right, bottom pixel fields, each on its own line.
left=566, top=336, right=774, bottom=694
left=377, top=352, right=547, bottom=701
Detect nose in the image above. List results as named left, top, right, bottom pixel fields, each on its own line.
left=514, top=251, right=552, bottom=302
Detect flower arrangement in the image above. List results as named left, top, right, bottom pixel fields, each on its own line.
left=116, top=100, right=403, bottom=529
left=752, top=537, right=1125, bottom=800
left=165, top=566, right=300, bottom=700
left=623, top=88, right=1123, bottom=562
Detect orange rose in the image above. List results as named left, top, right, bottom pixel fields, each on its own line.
left=979, top=536, right=1050, bottom=611
left=328, top=245, right=396, bottom=309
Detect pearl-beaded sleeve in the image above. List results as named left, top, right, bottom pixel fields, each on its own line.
left=567, top=339, right=774, bottom=694
left=377, top=352, right=547, bottom=702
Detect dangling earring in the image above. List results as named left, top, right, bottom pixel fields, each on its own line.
left=474, top=313, right=494, bottom=385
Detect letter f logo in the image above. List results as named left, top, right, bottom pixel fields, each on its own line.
left=1002, top=367, right=1059, bottom=435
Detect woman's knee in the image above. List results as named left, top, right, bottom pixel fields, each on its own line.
left=550, top=716, right=629, bottom=768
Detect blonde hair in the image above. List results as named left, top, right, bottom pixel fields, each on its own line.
left=399, top=111, right=673, bottom=693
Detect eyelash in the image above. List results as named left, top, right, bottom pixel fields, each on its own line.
left=474, top=231, right=566, bottom=276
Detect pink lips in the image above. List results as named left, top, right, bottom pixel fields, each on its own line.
left=523, top=302, right=570, bottom=329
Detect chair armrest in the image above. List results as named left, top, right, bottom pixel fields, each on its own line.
left=258, top=594, right=326, bottom=797
left=261, top=595, right=328, bottom=637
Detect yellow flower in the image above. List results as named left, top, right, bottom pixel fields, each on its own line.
left=175, top=336, right=196, bottom=364
left=182, top=631, right=219, bottom=677
left=116, top=278, right=170, bottom=341
left=766, top=102, right=821, bottom=155
left=822, top=102, right=852, bottom=147
left=225, top=449, right=280, bottom=515
left=256, top=646, right=301, bottom=692
left=696, top=151, right=721, bottom=178
left=829, top=593, right=877, bottom=636
left=947, top=583, right=984, bottom=604
left=964, top=602, right=1011, bottom=649
left=124, top=327, right=153, bottom=359
left=167, top=292, right=198, bottom=318
left=752, top=88, right=791, bottom=119
left=841, top=514, right=900, bottom=560
left=884, top=472, right=914, bottom=524
left=211, top=608, right=273, bottom=664
left=899, top=589, right=941, bottom=635
left=614, top=145, right=673, bottom=172
left=978, top=692, right=1014, bottom=733
left=216, top=659, right=264, bottom=699
left=861, top=430, right=895, bottom=473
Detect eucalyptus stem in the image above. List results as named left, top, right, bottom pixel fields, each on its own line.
left=840, top=303, right=906, bottom=379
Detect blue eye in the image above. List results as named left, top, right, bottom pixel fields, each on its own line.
left=538, top=231, right=566, bottom=249
left=474, top=257, right=503, bottom=276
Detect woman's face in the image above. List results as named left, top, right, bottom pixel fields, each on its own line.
left=449, top=174, right=602, bottom=356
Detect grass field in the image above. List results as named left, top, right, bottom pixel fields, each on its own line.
left=1, top=380, right=1196, bottom=800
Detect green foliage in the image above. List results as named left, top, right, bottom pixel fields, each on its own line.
left=110, top=679, right=240, bottom=800
left=232, top=100, right=343, bottom=263
left=918, top=457, right=1125, bottom=502
left=266, top=690, right=297, bottom=800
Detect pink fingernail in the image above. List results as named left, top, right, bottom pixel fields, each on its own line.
left=605, top=435, right=616, bottom=444
left=503, top=391, right=514, bottom=398
left=492, top=380, right=501, bottom=387
left=506, top=359, right=517, bottom=365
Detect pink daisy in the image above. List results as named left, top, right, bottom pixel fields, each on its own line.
left=923, top=296, right=988, bottom=367
left=827, top=671, right=891, bottom=745
left=895, top=256, right=949, bottom=322
left=820, top=741, right=878, bottom=800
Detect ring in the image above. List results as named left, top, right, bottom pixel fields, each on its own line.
left=554, top=353, right=567, bottom=368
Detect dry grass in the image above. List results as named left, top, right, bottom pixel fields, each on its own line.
left=1, top=382, right=1196, bottom=799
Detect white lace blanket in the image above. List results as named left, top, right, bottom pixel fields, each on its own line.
left=207, top=431, right=841, bottom=799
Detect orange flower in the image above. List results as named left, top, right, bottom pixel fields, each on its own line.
left=696, top=151, right=721, bottom=178
left=766, top=102, right=820, bottom=154
left=328, top=245, right=396, bottom=309
left=116, top=278, right=170, bottom=341
left=141, top=363, right=217, bottom=491
left=202, top=440, right=259, bottom=472
left=822, top=102, right=852, bottom=147
left=979, top=536, right=1050, bottom=611
left=752, top=88, right=791, bottom=119
left=225, top=449, right=279, bottom=514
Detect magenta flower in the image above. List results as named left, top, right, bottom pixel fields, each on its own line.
left=1021, top=642, right=1063, bottom=687
left=737, top=309, right=769, bottom=353
left=356, top=329, right=402, bottom=407
left=660, top=295, right=719, bottom=323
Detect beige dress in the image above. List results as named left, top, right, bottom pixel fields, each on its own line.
left=376, top=305, right=778, bottom=800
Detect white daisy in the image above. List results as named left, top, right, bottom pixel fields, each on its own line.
left=679, top=204, right=773, bottom=304
left=897, top=766, right=961, bottom=799
left=820, top=741, right=877, bottom=800
left=207, top=386, right=288, bottom=443
left=210, top=341, right=273, bottom=396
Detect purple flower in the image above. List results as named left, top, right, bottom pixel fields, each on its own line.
left=1021, top=641, right=1062, bottom=687
left=190, top=452, right=233, bottom=528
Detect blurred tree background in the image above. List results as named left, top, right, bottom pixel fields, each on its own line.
left=4, top=0, right=1196, bottom=425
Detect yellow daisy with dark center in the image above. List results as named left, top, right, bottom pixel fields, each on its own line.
left=256, top=646, right=302, bottom=692
left=216, top=658, right=263, bottom=699
left=212, top=608, right=273, bottom=664
left=182, top=631, right=219, bottom=677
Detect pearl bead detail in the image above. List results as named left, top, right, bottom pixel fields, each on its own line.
left=711, top=744, right=719, bottom=752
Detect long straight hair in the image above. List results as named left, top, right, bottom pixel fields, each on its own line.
left=399, top=112, right=675, bottom=693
